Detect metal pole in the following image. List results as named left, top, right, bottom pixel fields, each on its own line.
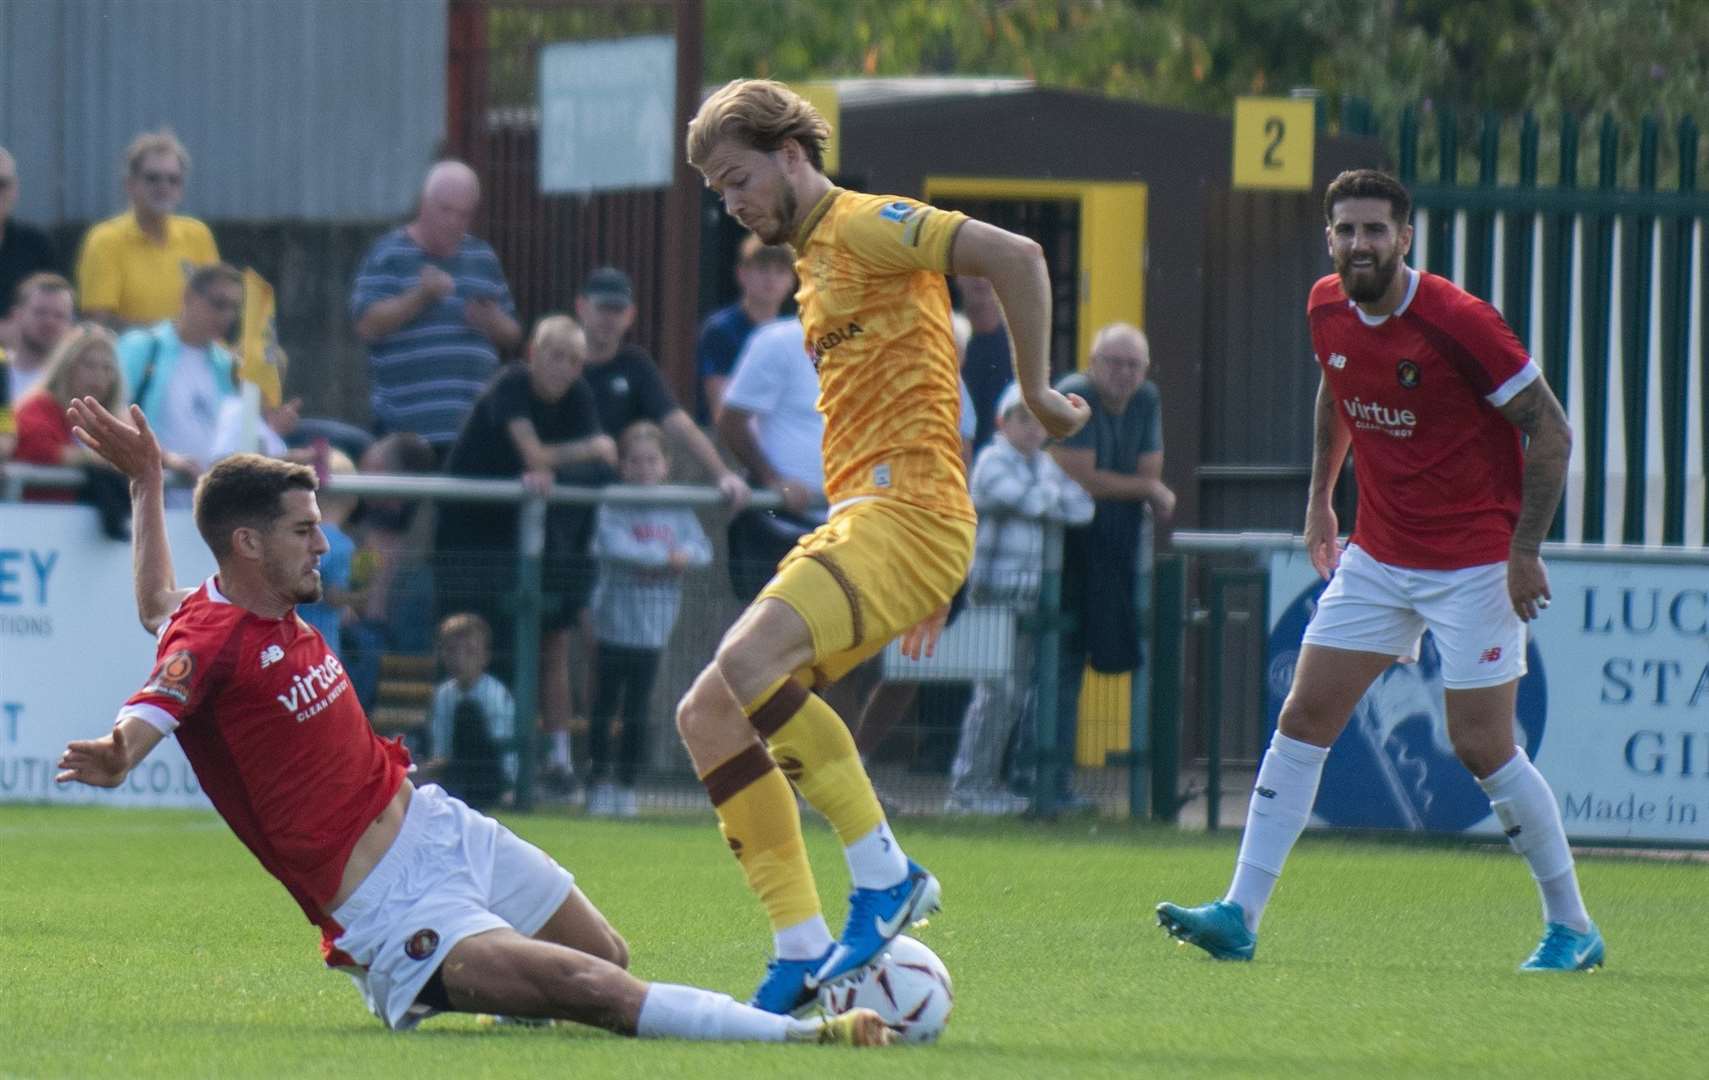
left=1204, top=571, right=1227, bottom=832
left=1126, top=511, right=1153, bottom=817
left=1031, top=517, right=1065, bottom=819
left=509, top=496, right=546, bottom=811
left=1148, top=554, right=1186, bottom=821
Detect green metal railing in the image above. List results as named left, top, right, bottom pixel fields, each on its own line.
left=1367, top=104, right=1709, bottom=549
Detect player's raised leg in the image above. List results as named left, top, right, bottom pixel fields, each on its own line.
left=1158, top=644, right=1393, bottom=959
left=676, top=601, right=834, bottom=1015
left=435, top=929, right=891, bottom=1044
left=1447, top=681, right=1602, bottom=971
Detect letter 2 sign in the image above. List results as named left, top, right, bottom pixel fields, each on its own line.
left=1233, top=97, right=1316, bottom=192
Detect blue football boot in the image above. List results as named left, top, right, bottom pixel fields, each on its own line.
left=750, top=947, right=832, bottom=1015
left=1519, top=921, right=1604, bottom=972
left=811, top=860, right=942, bottom=989
left=1155, top=899, right=1257, bottom=961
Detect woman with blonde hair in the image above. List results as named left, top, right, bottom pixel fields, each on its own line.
left=12, top=324, right=128, bottom=503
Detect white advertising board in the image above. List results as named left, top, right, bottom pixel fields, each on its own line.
left=538, top=35, right=676, bottom=194
left=0, top=504, right=217, bottom=807
left=1267, top=549, right=1709, bottom=844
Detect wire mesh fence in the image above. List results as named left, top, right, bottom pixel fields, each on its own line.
left=1, top=465, right=1151, bottom=821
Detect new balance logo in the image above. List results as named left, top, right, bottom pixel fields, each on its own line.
left=1327, top=352, right=1348, bottom=369
left=1505, top=825, right=1523, bottom=839
left=1479, top=647, right=1504, bottom=663
left=259, top=644, right=285, bottom=669
left=1255, top=786, right=1277, bottom=799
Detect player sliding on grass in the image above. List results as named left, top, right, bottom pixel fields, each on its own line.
left=1158, top=169, right=1602, bottom=972
left=53, top=397, right=892, bottom=1046
left=679, top=79, right=1090, bottom=1014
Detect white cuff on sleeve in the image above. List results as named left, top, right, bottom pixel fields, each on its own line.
left=119, top=703, right=180, bottom=736
left=1487, top=359, right=1542, bottom=407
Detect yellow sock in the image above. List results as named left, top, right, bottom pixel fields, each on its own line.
left=748, top=679, right=885, bottom=846
left=699, top=741, right=821, bottom=932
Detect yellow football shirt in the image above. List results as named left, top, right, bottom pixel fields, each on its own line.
left=76, top=211, right=220, bottom=325
left=791, top=188, right=973, bottom=521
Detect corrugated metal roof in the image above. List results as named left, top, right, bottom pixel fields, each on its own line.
left=0, top=0, right=447, bottom=224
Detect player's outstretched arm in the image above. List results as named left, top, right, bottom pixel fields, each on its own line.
left=948, top=219, right=1088, bottom=440
left=1498, top=377, right=1572, bottom=621
left=67, top=398, right=191, bottom=632
left=1305, top=374, right=1352, bottom=579
left=55, top=716, right=166, bottom=789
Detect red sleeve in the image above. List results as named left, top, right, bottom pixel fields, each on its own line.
left=1414, top=281, right=1533, bottom=398
left=12, top=395, right=69, bottom=465
left=123, top=613, right=229, bottom=728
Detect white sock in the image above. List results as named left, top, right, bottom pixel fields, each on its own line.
left=844, top=821, right=909, bottom=890
left=1477, top=747, right=1591, bottom=932
left=774, top=914, right=834, bottom=961
left=550, top=731, right=571, bottom=769
left=1225, top=731, right=1329, bottom=932
left=636, top=983, right=792, bottom=1041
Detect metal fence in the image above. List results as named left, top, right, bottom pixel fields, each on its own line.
left=1390, top=108, right=1708, bottom=548
left=2, top=464, right=1148, bottom=821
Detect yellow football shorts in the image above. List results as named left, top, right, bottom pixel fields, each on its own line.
left=757, top=497, right=975, bottom=686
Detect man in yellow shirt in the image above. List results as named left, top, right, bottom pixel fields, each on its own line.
left=77, top=130, right=219, bottom=330
left=682, top=78, right=1089, bottom=1014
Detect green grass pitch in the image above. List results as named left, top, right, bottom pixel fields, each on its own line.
left=1, top=804, right=1703, bottom=1078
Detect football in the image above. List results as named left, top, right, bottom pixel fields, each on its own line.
left=816, top=935, right=954, bottom=1043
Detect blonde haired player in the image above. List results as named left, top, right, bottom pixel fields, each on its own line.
left=681, top=78, right=1089, bottom=1014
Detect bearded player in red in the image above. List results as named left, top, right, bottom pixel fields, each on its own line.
left=1158, top=169, right=1601, bottom=972
left=54, top=397, right=892, bottom=1045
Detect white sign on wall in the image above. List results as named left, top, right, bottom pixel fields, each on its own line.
left=538, top=35, right=677, bottom=194
left=0, top=505, right=217, bottom=808
left=1267, top=549, right=1709, bottom=844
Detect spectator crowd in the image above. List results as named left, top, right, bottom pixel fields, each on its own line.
left=0, top=133, right=1168, bottom=815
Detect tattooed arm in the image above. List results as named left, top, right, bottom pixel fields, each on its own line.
left=1304, top=373, right=1353, bottom=579
left=1497, top=376, right=1572, bottom=621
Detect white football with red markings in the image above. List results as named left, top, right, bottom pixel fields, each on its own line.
left=816, top=935, right=953, bottom=1044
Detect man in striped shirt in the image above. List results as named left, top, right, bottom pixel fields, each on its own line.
left=351, top=161, right=521, bottom=456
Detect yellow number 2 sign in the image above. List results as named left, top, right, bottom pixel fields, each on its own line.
left=1232, top=97, right=1316, bottom=191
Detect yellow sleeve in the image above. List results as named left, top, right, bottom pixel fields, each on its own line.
left=76, top=222, right=122, bottom=313
left=835, top=193, right=967, bottom=276
left=188, top=219, right=220, bottom=264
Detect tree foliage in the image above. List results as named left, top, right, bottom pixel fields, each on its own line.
left=703, top=0, right=1707, bottom=129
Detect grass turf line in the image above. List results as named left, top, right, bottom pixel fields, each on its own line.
left=0, top=805, right=1703, bottom=1079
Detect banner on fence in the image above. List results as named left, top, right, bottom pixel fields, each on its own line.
left=1267, top=549, right=1709, bottom=844
left=0, top=505, right=216, bottom=808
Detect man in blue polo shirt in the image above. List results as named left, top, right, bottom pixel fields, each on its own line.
left=351, top=160, right=522, bottom=457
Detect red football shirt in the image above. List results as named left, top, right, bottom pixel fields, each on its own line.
left=1307, top=269, right=1539, bottom=569
left=119, top=578, right=409, bottom=941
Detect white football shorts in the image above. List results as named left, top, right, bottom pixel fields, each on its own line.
left=329, top=783, right=575, bottom=1030
left=1301, top=543, right=1527, bottom=689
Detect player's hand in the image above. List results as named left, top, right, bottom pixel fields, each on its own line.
left=1304, top=500, right=1341, bottom=580
left=667, top=548, right=691, bottom=572
left=899, top=604, right=951, bottom=661
left=717, top=471, right=752, bottom=511
left=521, top=467, right=555, bottom=496
left=68, top=399, right=164, bottom=484
left=419, top=265, right=456, bottom=301
left=1023, top=387, right=1091, bottom=441
left=56, top=727, right=131, bottom=788
left=1508, top=548, right=1551, bottom=622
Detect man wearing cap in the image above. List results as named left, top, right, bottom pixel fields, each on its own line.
left=351, top=160, right=522, bottom=457
left=573, top=266, right=750, bottom=506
